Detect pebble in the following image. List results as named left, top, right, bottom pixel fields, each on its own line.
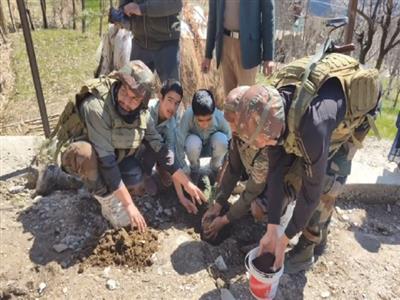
left=9, top=185, right=25, bottom=194
left=144, top=202, right=153, bottom=210
left=102, top=267, right=111, bottom=278
left=106, top=279, right=119, bottom=290
left=387, top=204, right=391, bottom=213
left=62, top=287, right=68, bottom=294
left=215, top=278, right=225, bottom=289
left=214, top=255, right=228, bottom=271
left=53, top=243, right=69, bottom=253
left=342, top=215, right=349, bottom=221
left=163, top=208, right=172, bottom=216
left=38, top=282, right=46, bottom=294
left=320, top=291, right=331, bottom=298
left=220, top=288, right=236, bottom=300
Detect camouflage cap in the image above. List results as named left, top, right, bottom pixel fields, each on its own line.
left=224, top=86, right=250, bottom=114
left=236, top=84, right=285, bottom=146
left=110, top=60, right=155, bottom=107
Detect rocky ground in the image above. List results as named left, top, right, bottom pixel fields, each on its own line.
left=0, top=136, right=399, bottom=300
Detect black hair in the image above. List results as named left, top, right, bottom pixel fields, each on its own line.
left=192, top=89, right=215, bottom=116
left=160, top=79, right=183, bottom=99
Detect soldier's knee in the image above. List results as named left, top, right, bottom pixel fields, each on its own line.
left=251, top=199, right=266, bottom=222
left=61, top=141, right=98, bottom=179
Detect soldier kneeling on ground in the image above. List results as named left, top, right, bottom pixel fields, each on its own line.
left=201, top=86, right=271, bottom=241
left=230, top=53, right=381, bottom=273
left=36, top=61, right=206, bottom=231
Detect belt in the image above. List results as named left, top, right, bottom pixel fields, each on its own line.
left=223, top=28, right=240, bottom=39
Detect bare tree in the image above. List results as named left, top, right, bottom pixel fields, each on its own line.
left=72, top=0, right=76, bottom=29
left=6, top=0, right=16, bottom=32
left=0, top=0, right=7, bottom=35
left=356, top=0, right=400, bottom=69
left=81, top=0, right=86, bottom=33
left=40, top=0, right=48, bottom=28
left=375, top=0, right=400, bottom=69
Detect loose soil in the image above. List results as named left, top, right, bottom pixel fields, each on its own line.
left=83, top=228, right=158, bottom=270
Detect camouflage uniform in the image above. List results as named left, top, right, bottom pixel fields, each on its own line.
left=215, top=136, right=269, bottom=221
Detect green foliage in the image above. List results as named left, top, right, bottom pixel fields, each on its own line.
left=11, top=29, right=100, bottom=116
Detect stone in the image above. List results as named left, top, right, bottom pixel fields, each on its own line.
left=38, top=282, right=46, bottom=294
left=387, top=204, right=391, bottom=213
left=342, top=215, right=349, bottom=221
left=102, top=267, right=111, bottom=278
left=9, top=185, right=25, bottom=194
left=144, top=202, right=152, bottom=210
left=106, top=279, right=118, bottom=290
left=62, top=287, right=68, bottom=294
left=214, top=255, right=228, bottom=272
left=53, top=243, right=69, bottom=253
left=215, top=278, right=225, bottom=289
left=163, top=208, right=172, bottom=217
left=321, top=291, right=331, bottom=298
left=220, top=288, right=236, bottom=300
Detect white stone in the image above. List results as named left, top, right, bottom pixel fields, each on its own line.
left=102, top=266, right=111, bottom=278
left=38, top=282, right=47, bottom=294
left=53, top=243, right=69, bottom=253
left=321, top=291, right=331, bottom=298
left=214, top=255, right=228, bottom=272
left=62, top=287, right=68, bottom=294
left=220, top=288, right=236, bottom=300
left=342, top=215, right=349, bottom=221
left=9, top=185, right=25, bottom=194
left=106, top=279, right=118, bottom=290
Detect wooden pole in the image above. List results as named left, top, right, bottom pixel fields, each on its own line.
left=72, top=0, right=76, bottom=30
left=16, top=0, right=50, bottom=137
left=81, top=0, right=86, bottom=33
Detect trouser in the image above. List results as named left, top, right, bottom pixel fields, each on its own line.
left=303, top=122, right=371, bottom=244
left=61, top=141, right=144, bottom=196
left=220, top=35, right=258, bottom=96
left=131, top=40, right=180, bottom=82
left=184, top=132, right=229, bottom=174
left=135, top=143, right=172, bottom=186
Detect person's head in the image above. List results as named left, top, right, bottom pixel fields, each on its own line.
left=158, top=79, right=183, bottom=121
left=192, top=89, right=215, bottom=129
left=113, top=60, right=155, bottom=113
left=236, top=84, right=285, bottom=149
left=224, top=86, right=250, bottom=135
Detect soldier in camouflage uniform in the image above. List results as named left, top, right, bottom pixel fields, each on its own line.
left=201, top=86, right=271, bottom=239
left=37, top=61, right=206, bottom=231
left=228, top=53, right=381, bottom=272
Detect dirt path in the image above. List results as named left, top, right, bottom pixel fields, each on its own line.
left=0, top=136, right=399, bottom=300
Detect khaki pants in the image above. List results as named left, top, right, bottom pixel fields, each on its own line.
left=61, top=141, right=144, bottom=196
left=221, top=35, right=258, bottom=96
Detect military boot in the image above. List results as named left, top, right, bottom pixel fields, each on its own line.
left=314, top=225, right=329, bottom=256
left=36, top=164, right=83, bottom=196
left=284, top=235, right=315, bottom=274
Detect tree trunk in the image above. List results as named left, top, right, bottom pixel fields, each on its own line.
left=0, top=0, right=7, bottom=35
left=39, top=0, right=48, bottom=29
left=6, top=0, right=16, bottom=32
left=81, top=0, right=86, bottom=33
left=26, top=7, right=35, bottom=31
left=72, top=0, right=76, bottom=30
left=99, top=0, right=104, bottom=37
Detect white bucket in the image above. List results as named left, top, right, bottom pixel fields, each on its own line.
left=245, top=247, right=283, bottom=300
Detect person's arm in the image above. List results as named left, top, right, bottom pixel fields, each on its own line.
left=175, top=110, right=191, bottom=170
left=260, top=0, right=275, bottom=62
left=225, top=147, right=269, bottom=221
left=205, top=0, right=217, bottom=59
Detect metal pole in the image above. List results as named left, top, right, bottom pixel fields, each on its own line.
left=16, top=0, right=50, bottom=137
left=345, top=0, right=358, bottom=46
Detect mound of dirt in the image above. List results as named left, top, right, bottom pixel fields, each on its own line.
left=84, top=227, right=159, bottom=270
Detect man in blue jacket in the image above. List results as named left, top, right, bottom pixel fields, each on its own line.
left=201, top=0, right=275, bottom=96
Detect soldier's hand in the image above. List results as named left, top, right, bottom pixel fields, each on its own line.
left=125, top=203, right=147, bottom=233
left=258, top=223, right=279, bottom=257
left=201, top=203, right=222, bottom=224
left=273, top=234, right=289, bottom=271
left=201, top=58, right=211, bottom=73
left=204, top=215, right=229, bottom=239
left=123, top=2, right=142, bottom=16
left=262, top=60, right=275, bottom=76
left=179, top=195, right=198, bottom=214
left=183, top=181, right=207, bottom=205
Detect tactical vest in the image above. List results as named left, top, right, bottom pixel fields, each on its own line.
left=41, top=77, right=149, bottom=164
left=271, top=53, right=380, bottom=162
